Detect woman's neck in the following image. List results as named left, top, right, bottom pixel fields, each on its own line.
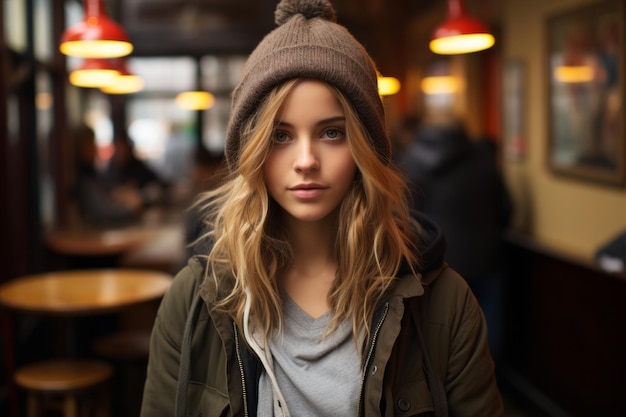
left=280, top=215, right=338, bottom=318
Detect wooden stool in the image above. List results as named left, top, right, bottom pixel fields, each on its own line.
left=15, top=359, right=113, bottom=417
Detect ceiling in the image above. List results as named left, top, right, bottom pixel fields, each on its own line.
left=119, top=0, right=280, bottom=56
left=115, top=0, right=438, bottom=58
left=111, top=0, right=501, bottom=81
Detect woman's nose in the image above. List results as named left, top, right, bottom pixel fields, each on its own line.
left=294, top=139, right=319, bottom=172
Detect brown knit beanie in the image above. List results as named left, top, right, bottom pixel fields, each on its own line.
left=225, top=0, right=390, bottom=170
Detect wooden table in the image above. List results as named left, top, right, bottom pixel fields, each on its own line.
left=45, top=211, right=186, bottom=271
left=46, top=229, right=145, bottom=258
left=0, top=269, right=173, bottom=417
left=0, top=269, right=172, bottom=315
left=45, top=228, right=149, bottom=269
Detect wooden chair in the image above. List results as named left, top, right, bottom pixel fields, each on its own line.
left=14, top=359, right=113, bottom=417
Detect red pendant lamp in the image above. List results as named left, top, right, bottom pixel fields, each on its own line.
left=60, top=0, right=133, bottom=59
left=430, top=0, right=495, bottom=55
left=69, top=58, right=120, bottom=88
left=100, top=59, right=145, bottom=94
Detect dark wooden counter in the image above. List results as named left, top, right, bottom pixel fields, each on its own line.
left=501, top=231, right=626, bottom=417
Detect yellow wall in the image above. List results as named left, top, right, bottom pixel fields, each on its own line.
left=503, top=0, right=626, bottom=258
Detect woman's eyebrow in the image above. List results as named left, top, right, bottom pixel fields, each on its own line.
left=274, top=116, right=346, bottom=128
left=316, top=116, right=346, bottom=126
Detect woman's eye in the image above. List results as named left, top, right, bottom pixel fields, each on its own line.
left=323, top=128, right=345, bottom=141
left=273, top=131, right=290, bottom=143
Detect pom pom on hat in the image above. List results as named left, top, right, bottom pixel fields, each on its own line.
left=275, top=0, right=337, bottom=25
left=225, top=0, right=390, bottom=171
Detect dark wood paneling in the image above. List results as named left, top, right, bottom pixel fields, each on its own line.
left=503, top=233, right=626, bottom=417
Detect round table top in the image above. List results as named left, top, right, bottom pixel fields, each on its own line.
left=46, top=229, right=145, bottom=257
left=0, top=269, right=173, bottom=315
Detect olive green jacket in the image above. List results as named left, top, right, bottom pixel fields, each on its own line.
left=141, top=218, right=504, bottom=417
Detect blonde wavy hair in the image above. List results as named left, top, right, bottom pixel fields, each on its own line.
left=195, top=78, right=420, bottom=347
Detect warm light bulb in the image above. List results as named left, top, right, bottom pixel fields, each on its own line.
left=554, top=65, right=594, bottom=83
left=377, top=77, right=401, bottom=96
left=101, top=74, right=144, bottom=94
left=60, top=40, right=133, bottom=59
left=69, top=68, right=120, bottom=88
left=421, top=76, right=459, bottom=95
left=429, top=33, right=495, bottom=55
left=175, top=91, right=215, bottom=110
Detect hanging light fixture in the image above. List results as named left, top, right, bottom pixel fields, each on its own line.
left=176, top=91, right=215, bottom=111
left=100, top=59, right=144, bottom=94
left=421, top=76, right=459, bottom=95
left=69, top=58, right=120, bottom=88
left=60, top=0, right=133, bottom=59
left=553, top=65, right=594, bottom=83
left=377, top=76, right=401, bottom=96
left=421, top=61, right=460, bottom=95
left=430, top=0, right=495, bottom=55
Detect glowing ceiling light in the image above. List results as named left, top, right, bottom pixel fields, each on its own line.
left=60, top=0, right=133, bottom=59
left=421, top=76, right=459, bottom=95
left=554, top=65, right=595, bottom=83
left=176, top=91, right=215, bottom=110
left=430, top=0, right=495, bottom=55
left=69, top=58, right=120, bottom=88
left=378, top=76, right=401, bottom=96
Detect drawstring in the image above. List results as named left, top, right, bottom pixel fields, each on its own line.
left=243, top=288, right=291, bottom=417
left=176, top=293, right=205, bottom=417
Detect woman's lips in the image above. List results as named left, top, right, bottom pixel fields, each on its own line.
left=289, top=184, right=327, bottom=199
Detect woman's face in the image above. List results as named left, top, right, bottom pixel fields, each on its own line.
left=263, top=80, right=357, bottom=224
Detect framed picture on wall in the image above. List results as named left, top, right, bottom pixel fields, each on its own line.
left=547, top=0, right=625, bottom=186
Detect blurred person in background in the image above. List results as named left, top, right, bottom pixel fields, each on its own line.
left=160, top=122, right=195, bottom=188
left=104, top=136, right=171, bottom=209
left=74, top=125, right=142, bottom=227
left=397, top=117, right=513, bottom=364
left=390, top=113, right=421, bottom=167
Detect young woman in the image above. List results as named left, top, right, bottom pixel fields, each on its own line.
left=140, top=1, right=504, bottom=416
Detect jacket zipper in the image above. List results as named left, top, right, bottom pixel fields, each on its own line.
left=233, top=322, right=249, bottom=417
left=357, top=302, right=390, bottom=417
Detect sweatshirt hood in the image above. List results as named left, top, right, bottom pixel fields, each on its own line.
left=397, top=210, right=447, bottom=279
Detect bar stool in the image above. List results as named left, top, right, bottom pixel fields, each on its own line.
left=0, top=269, right=172, bottom=417
left=14, top=359, right=113, bottom=417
